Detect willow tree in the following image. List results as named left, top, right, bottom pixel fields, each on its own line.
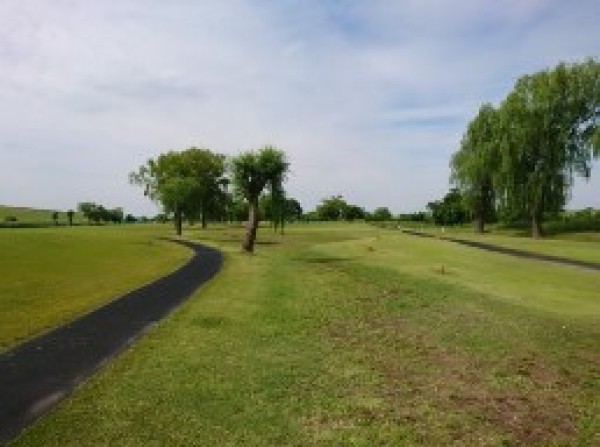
left=231, top=146, right=289, bottom=253
left=497, top=59, right=600, bottom=238
left=451, top=103, right=501, bottom=233
left=129, top=147, right=226, bottom=236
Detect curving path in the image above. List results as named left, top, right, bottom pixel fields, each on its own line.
left=0, top=239, right=223, bottom=444
left=402, top=229, right=600, bottom=271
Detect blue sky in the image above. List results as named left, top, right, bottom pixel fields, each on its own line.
left=0, top=0, right=599, bottom=215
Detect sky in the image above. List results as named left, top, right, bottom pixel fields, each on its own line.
left=0, top=0, right=599, bottom=216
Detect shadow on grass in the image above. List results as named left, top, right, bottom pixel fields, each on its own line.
left=192, top=316, right=228, bottom=329
left=299, top=255, right=355, bottom=264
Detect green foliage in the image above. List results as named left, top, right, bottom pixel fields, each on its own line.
left=370, top=206, right=393, bottom=222
left=316, top=195, right=348, bottom=221
left=427, top=188, right=469, bottom=225
left=451, top=103, right=500, bottom=232
left=345, top=204, right=366, bottom=221
left=451, top=59, right=600, bottom=237
left=231, top=146, right=289, bottom=251
left=130, top=147, right=226, bottom=234
left=78, top=202, right=124, bottom=224
left=397, top=212, right=428, bottom=223
left=260, top=195, right=303, bottom=224
left=67, top=210, right=75, bottom=226
left=500, top=60, right=600, bottom=236
left=284, top=198, right=303, bottom=222
left=231, top=146, right=288, bottom=202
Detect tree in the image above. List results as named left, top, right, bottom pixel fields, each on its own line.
left=316, top=195, right=348, bottom=221
left=450, top=103, right=500, bottom=233
left=67, top=210, right=75, bottom=226
left=108, top=207, right=124, bottom=224
left=259, top=190, right=289, bottom=234
left=345, top=204, right=365, bottom=221
left=427, top=189, right=469, bottom=226
left=284, top=198, right=303, bottom=222
left=371, top=207, right=393, bottom=222
left=231, top=146, right=289, bottom=253
left=51, top=211, right=59, bottom=226
left=229, top=196, right=249, bottom=222
left=78, top=202, right=96, bottom=224
left=496, top=59, right=600, bottom=238
left=129, top=147, right=226, bottom=236
left=182, top=148, right=227, bottom=228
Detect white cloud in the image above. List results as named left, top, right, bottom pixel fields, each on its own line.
left=0, top=0, right=599, bottom=215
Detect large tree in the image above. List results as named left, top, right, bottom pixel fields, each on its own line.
left=181, top=148, right=227, bottom=228
left=129, top=147, right=226, bottom=236
left=427, top=189, right=469, bottom=226
left=231, top=146, right=289, bottom=253
left=497, top=60, right=600, bottom=238
left=316, top=195, right=348, bottom=221
left=450, top=103, right=500, bottom=233
left=371, top=207, right=393, bottom=222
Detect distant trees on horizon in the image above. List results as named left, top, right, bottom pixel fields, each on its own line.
left=78, top=202, right=125, bottom=224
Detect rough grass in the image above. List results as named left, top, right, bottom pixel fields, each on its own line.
left=0, top=225, right=191, bottom=350
left=9, top=223, right=600, bottom=445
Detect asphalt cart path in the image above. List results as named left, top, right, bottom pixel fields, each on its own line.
left=0, top=239, right=223, bottom=444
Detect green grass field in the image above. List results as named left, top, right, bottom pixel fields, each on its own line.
left=9, top=223, right=600, bottom=445
left=0, top=225, right=191, bottom=351
left=398, top=224, right=600, bottom=265
left=0, top=205, right=86, bottom=225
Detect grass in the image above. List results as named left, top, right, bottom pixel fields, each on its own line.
left=398, top=224, right=600, bottom=265
left=316, top=231, right=600, bottom=316
left=9, top=223, right=600, bottom=445
left=0, top=225, right=191, bottom=351
left=0, top=205, right=86, bottom=225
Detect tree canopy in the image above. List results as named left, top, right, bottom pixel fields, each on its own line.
left=78, top=202, right=124, bottom=224
left=427, top=189, right=469, bottom=226
left=450, top=59, right=600, bottom=237
left=129, top=147, right=226, bottom=235
left=231, top=146, right=289, bottom=252
left=450, top=103, right=500, bottom=233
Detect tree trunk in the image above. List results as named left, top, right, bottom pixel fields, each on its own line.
left=473, top=201, right=485, bottom=234
left=174, top=209, right=183, bottom=236
left=201, top=210, right=207, bottom=229
left=531, top=211, right=543, bottom=239
left=474, top=214, right=484, bottom=234
left=242, top=198, right=259, bottom=253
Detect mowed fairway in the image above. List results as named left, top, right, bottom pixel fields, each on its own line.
left=401, top=225, right=600, bottom=266
left=0, top=225, right=191, bottom=351
left=9, top=224, right=600, bottom=445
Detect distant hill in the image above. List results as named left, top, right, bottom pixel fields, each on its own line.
left=0, top=205, right=85, bottom=225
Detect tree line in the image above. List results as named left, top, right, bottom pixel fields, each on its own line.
left=304, top=195, right=393, bottom=222
left=78, top=202, right=125, bottom=224
left=450, top=59, right=600, bottom=238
